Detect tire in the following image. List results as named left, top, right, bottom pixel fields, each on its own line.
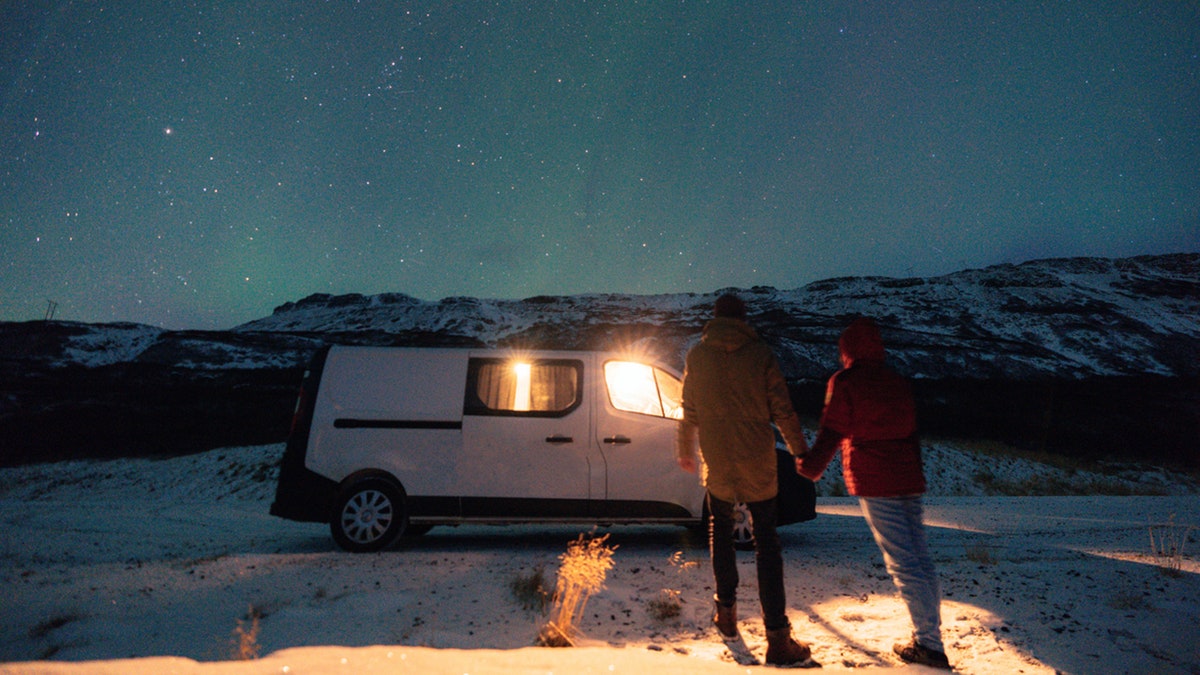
left=403, top=524, right=434, bottom=537
left=330, top=477, right=408, bottom=552
left=693, top=501, right=756, bottom=550
left=732, top=501, right=754, bottom=550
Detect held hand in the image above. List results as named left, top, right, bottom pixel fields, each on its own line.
left=678, top=454, right=698, bottom=474
left=794, top=455, right=822, bottom=482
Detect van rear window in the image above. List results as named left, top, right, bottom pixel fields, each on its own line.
left=464, top=358, right=583, bottom=416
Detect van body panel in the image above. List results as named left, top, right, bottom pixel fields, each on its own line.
left=459, top=409, right=597, bottom=501
left=318, top=347, right=469, bottom=420
left=593, top=357, right=705, bottom=517
left=305, top=347, right=468, bottom=487
left=315, top=427, right=463, bottom=496
left=270, top=344, right=816, bottom=549
left=594, top=405, right=704, bottom=515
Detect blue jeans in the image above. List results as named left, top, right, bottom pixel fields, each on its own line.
left=708, top=493, right=789, bottom=631
left=859, top=496, right=943, bottom=652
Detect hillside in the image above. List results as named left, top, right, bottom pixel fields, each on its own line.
left=239, top=253, right=1199, bottom=380
left=1, top=253, right=1196, bottom=467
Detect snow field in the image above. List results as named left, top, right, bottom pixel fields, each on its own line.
left=1, top=442, right=1197, bottom=674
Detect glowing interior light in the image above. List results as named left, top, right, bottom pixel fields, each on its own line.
left=605, top=361, right=662, bottom=416
left=513, top=362, right=532, bottom=411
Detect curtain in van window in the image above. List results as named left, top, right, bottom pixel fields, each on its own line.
left=475, top=362, right=578, bottom=412
left=476, top=363, right=518, bottom=410
left=531, top=364, right=577, bottom=411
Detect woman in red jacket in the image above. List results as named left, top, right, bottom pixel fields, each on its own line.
left=797, top=317, right=951, bottom=670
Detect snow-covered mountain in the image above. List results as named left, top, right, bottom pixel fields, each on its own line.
left=236, top=253, right=1199, bottom=380
left=1, top=253, right=1196, bottom=466
left=5, top=253, right=1194, bottom=380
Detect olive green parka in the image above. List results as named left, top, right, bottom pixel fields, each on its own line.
left=675, top=317, right=809, bottom=503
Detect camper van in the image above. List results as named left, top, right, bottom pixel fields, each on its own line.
left=271, top=345, right=815, bottom=552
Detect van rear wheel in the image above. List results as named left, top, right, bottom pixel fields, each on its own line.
left=331, top=477, right=408, bottom=552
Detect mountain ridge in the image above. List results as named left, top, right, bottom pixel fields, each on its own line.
left=232, top=252, right=1199, bottom=380
left=2, top=252, right=1196, bottom=467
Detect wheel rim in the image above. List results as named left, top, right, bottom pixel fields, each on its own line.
left=340, top=488, right=395, bottom=545
left=732, top=502, right=753, bottom=545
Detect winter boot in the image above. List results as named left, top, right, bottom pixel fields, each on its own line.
left=893, top=640, right=952, bottom=670
left=765, top=625, right=812, bottom=667
left=713, top=598, right=738, bottom=638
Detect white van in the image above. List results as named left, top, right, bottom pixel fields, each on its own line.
left=271, top=345, right=815, bottom=551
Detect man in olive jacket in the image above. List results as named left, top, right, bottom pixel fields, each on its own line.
left=676, top=294, right=812, bottom=666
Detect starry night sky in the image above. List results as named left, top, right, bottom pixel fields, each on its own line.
left=2, top=2, right=1197, bottom=329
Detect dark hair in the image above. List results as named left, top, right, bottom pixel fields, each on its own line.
left=713, top=293, right=747, bottom=319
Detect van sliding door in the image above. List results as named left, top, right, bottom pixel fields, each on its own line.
left=459, top=357, right=598, bottom=518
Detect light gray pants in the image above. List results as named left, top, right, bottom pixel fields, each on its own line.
left=859, top=495, right=944, bottom=652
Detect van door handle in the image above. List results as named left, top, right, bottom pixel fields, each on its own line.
left=603, top=436, right=632, bottom=445
left=545, top=435, right=574, bottom=444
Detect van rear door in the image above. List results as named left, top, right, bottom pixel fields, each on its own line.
left=458, top=356, right=598, bottom=518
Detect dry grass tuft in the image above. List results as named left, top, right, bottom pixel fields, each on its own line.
left=644, top=550, right=698, bottom=622
left=965, top=544, right=1000, bottom=565
left=231, top=605, right=262, bottom=660
left=510, top=565, right=551, bottom=613
left=646, top=589, right=682, bottom=622
left=1149, top=514, right=1194, bottom=577
left=537, top=533, right=616, bottom=647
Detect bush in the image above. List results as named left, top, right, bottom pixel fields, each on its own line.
left=646, top=589, right=682, bottom=622
left=510, top=566, right=551, bottom=613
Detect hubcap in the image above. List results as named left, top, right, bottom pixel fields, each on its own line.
left=732, top=503, right=753, bottom=545
left=341, top=488, right=394, bottom=544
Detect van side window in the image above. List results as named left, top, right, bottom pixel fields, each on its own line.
left=604, top=361, right=684, bottom=420
left=464, top=358, right=583, bottom=416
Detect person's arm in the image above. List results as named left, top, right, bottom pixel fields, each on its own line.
left=796, top=425, right=842, bottom=481
left=795, top=371, right=850, bottom=481
left=676, top=416, right=699, bottom=474
left=676, top=360, right=700, bottom=474
left=776, top=414, right=809, bottom=459
left=765, top=356, right=809, bottom=457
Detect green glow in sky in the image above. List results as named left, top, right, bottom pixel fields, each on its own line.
left=2, top=2, right=1197, bottom=328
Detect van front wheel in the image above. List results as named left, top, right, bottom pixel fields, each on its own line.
left=331, top=477, right=408, bottom=552
left=732, top=502, right=754, bottom=551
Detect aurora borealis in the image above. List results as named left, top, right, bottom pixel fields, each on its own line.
left=2, top=2, right=1197, bottom=328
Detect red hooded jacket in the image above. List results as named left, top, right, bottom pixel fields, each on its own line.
left=797, top=318, right=926, bottom=497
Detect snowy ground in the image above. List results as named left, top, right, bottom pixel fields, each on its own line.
left=0, top=443, right=1197, bottom=674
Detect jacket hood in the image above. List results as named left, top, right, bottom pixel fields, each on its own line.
left=701, top=317, right=758, bottom=353
left=838, top=317, right=886, bottom=366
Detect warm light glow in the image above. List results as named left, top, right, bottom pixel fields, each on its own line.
left=605, top=361, right=663, bottom=416
left=513, top=362, right=532, bottom=411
